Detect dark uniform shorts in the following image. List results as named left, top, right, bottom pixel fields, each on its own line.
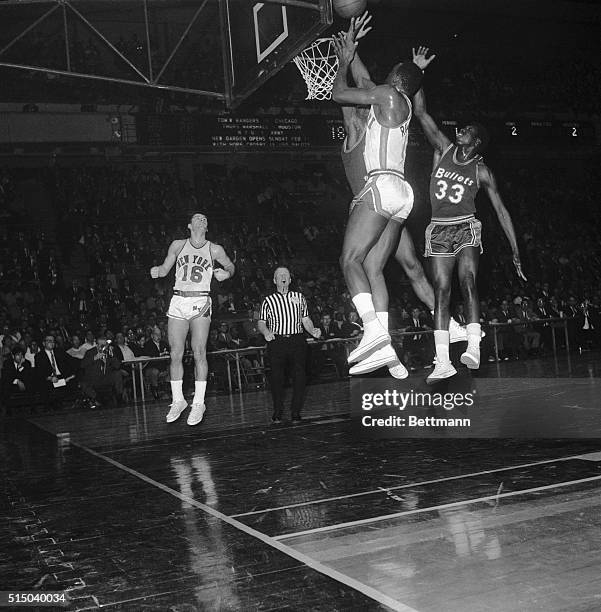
left=424, top=217, right=483, bottom=257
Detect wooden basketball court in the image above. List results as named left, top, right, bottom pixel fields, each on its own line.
left=3, top=351, right=601, bottom=611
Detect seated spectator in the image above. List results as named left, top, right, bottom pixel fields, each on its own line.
left=496, top=299, right=521, bottom=360
left=403, top=307, right=433, bottom=371
left=575, top=299, right=600, bottom=351
left=24, top=339, right=41, bottom=368
left=113, top=331, right=136, bottom=399
left=207, top=327, right=229, bottom=390
left=35, top=334, right=77, bottom=407
left=331, top=312, right=346, bottom=336
left=80, top=330, right=96, bottom=354
left=315, top=313, right=346, bottom=378
left=80, top=335, right=123, bottom=408
left=228, top=325, right=248, bottom=350
left=137, top=328, right=169, bottom=399
left=513, top=297, right=541, bottom=356
left=66, top=334, right=88, bottom=361
left=216, top=322, right=233, bottom=349
left=341, top=311, right=362, bottom=338
left=1, top=346, right=34, bottom=401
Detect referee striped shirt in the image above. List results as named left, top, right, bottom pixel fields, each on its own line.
left=259, top=291, right=308, bottom=335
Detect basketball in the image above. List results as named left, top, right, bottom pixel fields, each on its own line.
left=333, top=0, right=367, bottom=19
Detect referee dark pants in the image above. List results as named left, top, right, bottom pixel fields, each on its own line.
left=267, top=334, right=307, bottom=420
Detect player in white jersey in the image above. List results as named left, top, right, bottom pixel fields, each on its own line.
left=338, top=16, right=466, bottom=377
left=332, top=27, right=424, bottom=370
left=150, top=213, right=235, bottom=425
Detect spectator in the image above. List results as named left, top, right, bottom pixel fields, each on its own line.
left=137, top=328, right=169, bottom=399
left=1, top=346, right=33, bottom=401
left=35, top=334, right=77, bottom=407
left=80, top=335, right=123, bottom=408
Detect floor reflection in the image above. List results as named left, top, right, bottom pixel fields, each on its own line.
left=170, top=454, right=241, bottom=610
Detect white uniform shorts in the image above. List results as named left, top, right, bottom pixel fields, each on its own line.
left=350, top=170, right=414, bottom=222
left=167, top=295, right=212, bottom=321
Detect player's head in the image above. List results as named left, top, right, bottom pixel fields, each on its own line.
left=457, top=123, right=490, bottom=152
left=386, top=61, right=423, bottom=97
left=188, top=212, right=208, bottom=233
left=273, top=267, right=291, bottom=291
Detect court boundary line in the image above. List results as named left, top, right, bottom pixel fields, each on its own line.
left=274, top=474, right=601, bottom=541
left=231, top=452, right=599, bottom=518
left=71, top=440, right=420, bottom=612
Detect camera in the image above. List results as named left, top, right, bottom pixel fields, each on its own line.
left=98, top=339, right=113, bottom=357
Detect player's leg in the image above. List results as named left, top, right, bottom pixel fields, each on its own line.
left=395, top=227, right=467, bottom=344
left=457, top=246, right=482, bottom=369
left=395, top=226, right=435, bottom=310
left=350, top=219, right=408, bottom=378
left=166, top=316, right=189, bottom=422
left=187, top=313, right=211, bottom=425
left=426, top=256, right=457, bottom=384
left=341, top=203, right=391, bottom=363
left=363, top=219, right=402, bottom=314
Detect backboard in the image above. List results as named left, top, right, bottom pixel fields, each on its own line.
left=221, top=0, right=333, bottom=108
left=0, top=0, right=332, bottom=109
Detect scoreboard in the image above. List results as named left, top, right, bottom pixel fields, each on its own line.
left=137, top=114, right=596, bottom=150
left=439, top=119, right=596, bottom=146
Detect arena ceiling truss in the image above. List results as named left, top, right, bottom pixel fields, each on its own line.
left=0, top=0, right=331, bottom=108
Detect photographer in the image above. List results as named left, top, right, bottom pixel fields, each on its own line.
left=81, top=335, right=123, bottom=408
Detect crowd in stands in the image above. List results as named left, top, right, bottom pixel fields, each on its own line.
left=1, top=154, right=601, bottom=409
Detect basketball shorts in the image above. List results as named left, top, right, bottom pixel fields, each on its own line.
left=167, top=295, right=212, bottom=321
left=424, top=217, right=483, bottom=257
left=350, top=170, right=414, bottom=222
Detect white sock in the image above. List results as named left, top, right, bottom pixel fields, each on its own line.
left=170, top=380, right=184, bottom=403
left=375, top=311, right=389, bottom=331
left=192, top=380, right=207, bottom=406
left=434, top=330, right=450, bottom=363
left=467, top=323, right=481, bottom=350
left=352, top=293, right=377, bottom=324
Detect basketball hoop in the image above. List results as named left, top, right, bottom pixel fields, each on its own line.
left=293, top=37, right=339, bottom=101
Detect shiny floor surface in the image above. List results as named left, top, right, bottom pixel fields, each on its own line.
left=2, top=352, right=601, bottom=611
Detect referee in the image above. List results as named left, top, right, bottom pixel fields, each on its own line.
left=258, top=267, right=321, bottom=424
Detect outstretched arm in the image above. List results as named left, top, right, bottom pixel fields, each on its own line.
left=150, top=240, right=183, bottom=278
left=410, top=46, right=450, bottom=155
left=331, top=34, right=390, bottom=106
left=412, top=88, right=450, bottom=155
left=346, top=13, right=375, bottom=89
left=479, top=165, right=527, bottom=281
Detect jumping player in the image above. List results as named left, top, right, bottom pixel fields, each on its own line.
left=150, top=213, right=235, bottom=424
left=337, top=16, right=467, bottom=377
left=409, top=49, right=526, bottom=383
left=332, top=29, right=424, bottom=373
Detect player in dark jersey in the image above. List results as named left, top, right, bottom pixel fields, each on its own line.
left=338, top=16, right=466, bottom=377
left=410, top=49, right=526, bottom=383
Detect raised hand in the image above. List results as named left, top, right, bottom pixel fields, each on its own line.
left=349, top=11, right=372, bottom=41
left=332, top=33, right=357, bottom=64
left=412, top=45, right=436, bottom=70
left=513, top=256, right=527, bottom=281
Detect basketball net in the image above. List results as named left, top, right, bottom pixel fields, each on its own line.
left=293, top=37, right=339, bottom=101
